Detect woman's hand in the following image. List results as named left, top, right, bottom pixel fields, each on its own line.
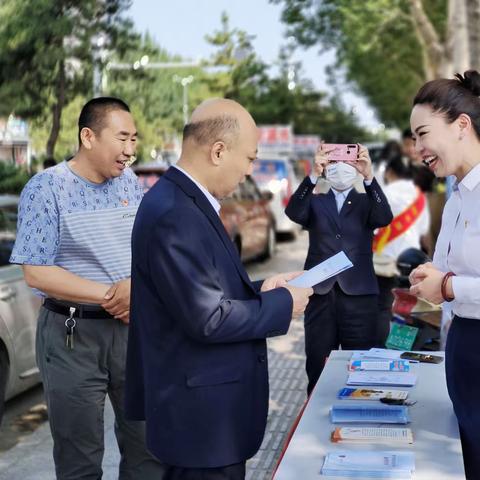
left=409, top=263, right=445, bottom=305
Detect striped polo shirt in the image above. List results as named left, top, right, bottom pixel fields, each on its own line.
left=10, top=161, right=143, bottom=292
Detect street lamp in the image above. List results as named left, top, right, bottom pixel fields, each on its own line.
left=173, top=74, right=194, bottom=125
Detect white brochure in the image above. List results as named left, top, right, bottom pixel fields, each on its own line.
left=287, top=251, right=353, bottom=288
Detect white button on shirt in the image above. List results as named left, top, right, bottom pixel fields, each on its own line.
left=433, top=164, right=480, bottom=320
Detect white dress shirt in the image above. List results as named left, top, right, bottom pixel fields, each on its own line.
left=173, top=165, right=221, bottom=215
left=309, top=175, right=372, bottom=212
left=433, top=163, right=480, bottom=320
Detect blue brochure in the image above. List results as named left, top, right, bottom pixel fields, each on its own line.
left=330, top=403, right=410, bottom=424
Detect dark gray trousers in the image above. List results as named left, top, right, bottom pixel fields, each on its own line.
left=36, top=306, right=165, bottom=480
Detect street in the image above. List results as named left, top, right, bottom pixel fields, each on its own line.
left=0, top=232, right=310, bottom=480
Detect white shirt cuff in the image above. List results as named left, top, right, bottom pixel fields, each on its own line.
left=364, top=178, right=373, bottom=186
left=309, top=175, right=318, bottom=184
left=451, top=276, right=480, bottom=304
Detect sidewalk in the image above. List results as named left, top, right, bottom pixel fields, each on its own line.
left=0, top=319, right=308, bottom=480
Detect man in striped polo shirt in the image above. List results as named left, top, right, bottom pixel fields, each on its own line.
left=10, top=97, right=162, bottom=479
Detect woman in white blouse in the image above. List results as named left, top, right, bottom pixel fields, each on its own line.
left=409, top=70, right=480, bottom=480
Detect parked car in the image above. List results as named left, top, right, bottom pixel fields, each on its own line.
left=251, top=157, right=300, bottom=239
left=134, top=164, right=276, bottom=262
left=0, top=195, right=41, bottom=424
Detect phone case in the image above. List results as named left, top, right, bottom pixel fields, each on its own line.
left=400, top=352, right=443, bottom=364
left=323, top=144, right=358, bottom=162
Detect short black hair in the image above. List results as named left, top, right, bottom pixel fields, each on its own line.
left=402, top=128, right=413, bottom=140
left=413, top=70, right=480, bottom=140
left=183, top=115, right=240, bottom=148
left=78, top=97, right=130, bottom=146
left=385, top=156, right=411, bottom=180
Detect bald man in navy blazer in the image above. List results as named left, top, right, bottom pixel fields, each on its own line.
left=125, top=99, right=313, bottom=479
left=286, top=146, right=393, bottom=394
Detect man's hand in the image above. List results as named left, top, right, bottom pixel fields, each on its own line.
left=409, top=263, right=445, bottom=305
left=284, top=285, right=314, bottom=317
left=350, top=144, right=373, bottom=181
left=261, top=271, right=304, bottom=292
left=313, top=144, right=334, bottom=177
left=101, top=278, right=131, bottom=324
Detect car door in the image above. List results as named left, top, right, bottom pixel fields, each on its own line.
left=239, top=177, right=268, bottom=259
left=0, top=201, right=40, bottom=397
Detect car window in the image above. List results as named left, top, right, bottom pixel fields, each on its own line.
left=0, top=204, right=17, bottom=267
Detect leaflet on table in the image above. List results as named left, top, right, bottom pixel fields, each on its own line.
left=350, top=349, right=404, bottom=362
left=348, top=360, right=410, bottom=372
left=347, top=371, right=417, bottom=387
left=330, top=404, right=410, bottom=424
left=337, top=388, right=409, bottom=401
left=287, top=251, right=353, bottom=288
left=321, top=450, right=415, bottom=478
left=331, top=427, right=414, bottom=444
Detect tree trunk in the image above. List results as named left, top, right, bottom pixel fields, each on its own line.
left=446, top=0, right=469, bottom=77
left=465, top=0, right=480, bottom=70
left=46, top=59, right=66, bottom=158
left=408, top=0, right=447, bottom=79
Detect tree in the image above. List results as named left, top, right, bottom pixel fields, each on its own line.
left=0, top=0, right=135, bottom=158
left=206, top=13, right=370, bottom=141
left=104, top=33, right=215, bottom=161
left=272, top=0, right=480, bottom=127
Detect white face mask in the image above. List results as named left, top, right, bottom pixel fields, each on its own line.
left=325, top=162, right=358, bottom=191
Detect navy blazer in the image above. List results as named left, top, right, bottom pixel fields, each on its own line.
left=125, top=167, right=293, bottom=468
left=285, top=177, right=393, bottom=295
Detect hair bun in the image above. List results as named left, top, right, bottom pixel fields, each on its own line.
left=455, top=70, right=480, bottom=96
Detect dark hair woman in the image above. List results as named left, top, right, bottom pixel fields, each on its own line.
left=409, top=70, right=480, bottom=479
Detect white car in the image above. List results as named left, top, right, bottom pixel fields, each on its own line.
left=0, top=195, right=41, bottom=424
left=251, top=157, right=300, bottom=239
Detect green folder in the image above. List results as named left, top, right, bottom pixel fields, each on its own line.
left=386, top=323, right=418, bottom=351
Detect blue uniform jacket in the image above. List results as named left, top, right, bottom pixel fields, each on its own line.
left=285, top=177, right=393, bottom=295
left=125, top=167, right=293, bottom=468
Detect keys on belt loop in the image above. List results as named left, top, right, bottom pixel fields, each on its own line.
left=65, top=307, right=76, bottom=350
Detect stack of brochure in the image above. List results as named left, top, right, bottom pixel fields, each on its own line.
left=330, top=404, right=410, bottom=424
left=348, top=359, right=411, bottom=372
left=347, top=371, right=417, bottom=387
left=321, top=451, right=415, bottom=478
left=331, top=427, right=414, bottom=444
left=337, top=388, right=409, bottom=401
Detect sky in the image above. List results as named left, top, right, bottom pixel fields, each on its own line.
left=128, top=0, right=379, bottom=130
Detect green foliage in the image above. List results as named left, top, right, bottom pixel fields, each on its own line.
left=272, top=0, right=448, bottom=128
left=0, top=0, right=136, bottom=155
left=0, top=163, right=31, bottom=195
left=105, top=33, right=215, bottom=161
left=30, top=95, right=87, bottom=161
left=206, top=12, right=370, bottom=141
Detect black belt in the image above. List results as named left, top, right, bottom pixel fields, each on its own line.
left=43, top=298, right=114, bottom=319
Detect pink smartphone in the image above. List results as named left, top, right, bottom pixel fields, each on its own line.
left=322, top=143, right=358, bottom=162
